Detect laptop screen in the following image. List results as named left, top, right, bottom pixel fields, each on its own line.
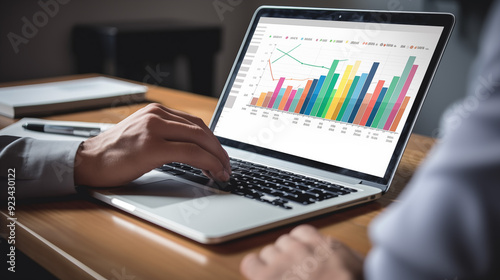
left=212, top=7, right=454, bottom=185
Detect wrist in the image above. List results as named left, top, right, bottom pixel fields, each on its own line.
left=74, top=140, right=98, bottom=186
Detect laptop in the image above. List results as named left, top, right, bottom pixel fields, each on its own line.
left=88, top=6, right=455, bottom=243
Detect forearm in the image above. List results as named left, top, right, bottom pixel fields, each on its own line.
left=0, top=137, right=82, bottom=199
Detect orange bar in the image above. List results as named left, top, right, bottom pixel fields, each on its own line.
left=294, top=80, right=313, bottom=113
left=262, top=92, right=273, bottom=107
left=256, top=92, right=267, bottom=106
left=353, top=94, right=373, bottom=124
left=278, top=86, right=293, bottom=110
left=390, top=96, right=411, bottom=132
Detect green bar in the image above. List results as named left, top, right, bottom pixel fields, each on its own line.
left=375, top=56, right=416, bottom=129
left=371, top=76, right=400, bottom=128
left=321, top=89, right=337, bottom=118
left=310, top=60, right=339, bottom=116
left=317, top=73, right=340, bottom=117
left=288, top=88, right=304, bottom=112
left=336, top=76, right=360, bottom=121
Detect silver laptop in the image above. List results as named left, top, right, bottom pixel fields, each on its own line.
left=88, top=6, right=454, bottom=244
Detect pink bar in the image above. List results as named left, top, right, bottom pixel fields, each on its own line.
left=384, top=65, right=418, bottom=130
left=267, top=77, right=286, bottom=108
left=284, top=89, right=297, bottom=111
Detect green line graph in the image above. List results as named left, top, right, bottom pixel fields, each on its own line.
left=272, top=44, right=347, bottom=70
left=273, top=44, right=330, bottom=69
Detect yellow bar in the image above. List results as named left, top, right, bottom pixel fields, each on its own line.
left=332, top=79, right=354, bottom=119
left=325, top=65, right=353, bottom=119
left=328, top=60, right=361, bottom=119
left=256, top=92, right=267, bottom=107
left=348, top=60, right=361, bottom=80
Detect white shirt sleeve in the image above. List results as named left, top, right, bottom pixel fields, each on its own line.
left=365, top=1, right=500, bottom=278
left=0, top=137, right=82, bottom=199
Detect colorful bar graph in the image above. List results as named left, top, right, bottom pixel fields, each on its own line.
left=310, top=60, right=340, bottom=116
left=336, top=76, right=360, bottom=121
left=375, top=56, right=416, bottom=129
left=370, top=76, right=400, bottom=128
left=347, top=62, right=379, bottom=123
left=325, top=63, right=355, bottom=119
left=359, top=80, right=385, bottom=126
left=383, top=64, right=418, bottom=130
left=300, top=79, right=318, bottom=114
left=278, top=86, right=293, bottom=110
left=272, top=88, right=286, bottom=109
left=366, top=87, right=388, bottom=127
left=257, top=92, right=272, bottom=106
left=340, top=73, right=367, bottom=122
left=294, top=80, right=313, bottom=113
left=262, top=92, right=273, bottom=107
left=303, top=75, right=326, bottom=115
left=250, top=56, right=418, bottom=132
left=288, top=88, right=304, bottom=112
left=318, top=74, right=340, bottom=117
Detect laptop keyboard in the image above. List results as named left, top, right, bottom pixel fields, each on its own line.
left=157, top=158, right=357, bottom=210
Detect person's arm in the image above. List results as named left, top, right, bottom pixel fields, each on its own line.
left=366, top=1, right=500, bottom=278
left=365, top=96, right=500, bottom=279
left=0, top=136, right=82, bottom=199
left=1, top=103, right=231, bottom=199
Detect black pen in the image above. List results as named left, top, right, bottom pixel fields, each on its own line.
left=22, top=123, right=102, bottom=137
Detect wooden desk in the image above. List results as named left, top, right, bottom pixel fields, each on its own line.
left=0, top=75, right=436, bottom=280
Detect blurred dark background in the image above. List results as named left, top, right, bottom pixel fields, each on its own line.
left=0, top=0, right=493, bottom=136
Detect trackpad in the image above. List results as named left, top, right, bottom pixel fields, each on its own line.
left=110, top=179, right=215, bottom=208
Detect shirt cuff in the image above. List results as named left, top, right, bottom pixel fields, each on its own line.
left=5, top=138, right=83, bottom=199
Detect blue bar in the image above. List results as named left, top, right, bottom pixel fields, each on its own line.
left=272, top=88, right=286, bottom=109
left=303, top=75, right=326, bottom=115
left=347, top=62, right=379, bottom=123
left=341, top=73, right=368, bottom=122
left=300, top=79, right=318, bottom=114
left=365, top=87, right=388, bottom=127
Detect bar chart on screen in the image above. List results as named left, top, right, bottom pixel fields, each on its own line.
left=213, top=17, right=443, bottom=177
left=249, top=48, right=418, bottom=133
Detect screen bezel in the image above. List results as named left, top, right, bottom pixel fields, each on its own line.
left=210, top=6, right=454, bottom=188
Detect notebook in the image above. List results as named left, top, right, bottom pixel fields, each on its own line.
left=0, top=77, right=147, bottom=118
left=87, top=6, right=454, bottom=243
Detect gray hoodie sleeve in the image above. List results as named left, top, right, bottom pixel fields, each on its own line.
left=365, top=1, right=500, bottom=279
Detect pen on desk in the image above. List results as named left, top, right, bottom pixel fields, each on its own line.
left=22, top=123, right=102, bottom=137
